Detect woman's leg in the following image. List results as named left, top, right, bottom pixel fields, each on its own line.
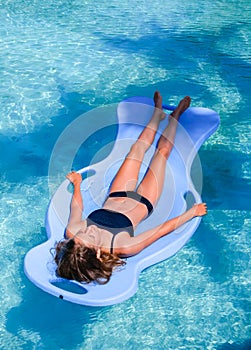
left=109, top=91, right=165, bottom=193
left=137, top=96, right=191, bottom=206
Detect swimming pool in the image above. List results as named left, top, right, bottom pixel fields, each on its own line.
left=0, top=0, right=250, bottom=349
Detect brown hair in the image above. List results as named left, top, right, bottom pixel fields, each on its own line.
left=53, top=239, right=125, bottom=284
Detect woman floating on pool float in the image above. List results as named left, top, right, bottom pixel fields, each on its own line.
left=54, top=92, right=207, bottom=284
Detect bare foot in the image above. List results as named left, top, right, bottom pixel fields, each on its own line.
left=153, top=91, right=166, bottom=120
left=170, top=96, right=191, bottom=120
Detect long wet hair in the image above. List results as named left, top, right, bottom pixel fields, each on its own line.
left=53, top=239, right=125, bottom=284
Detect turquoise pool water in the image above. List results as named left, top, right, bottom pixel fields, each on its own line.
left=0, top=0, right=250, bottom=349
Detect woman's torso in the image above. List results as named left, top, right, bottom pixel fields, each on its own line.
left=82, top=196, right=149, bottom=254
left=103, top=196, right=148, bottom=227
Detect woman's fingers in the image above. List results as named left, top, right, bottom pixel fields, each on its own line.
left=193, top=203, right=208, bottom=217
left=66, top=171, right=82, bottom=184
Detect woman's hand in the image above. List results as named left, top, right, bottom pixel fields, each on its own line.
left=191, top=203, right=207, bottom=217
left=66, top=171, right=82, bottom=186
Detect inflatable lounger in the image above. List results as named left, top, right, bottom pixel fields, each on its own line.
left=24, top=96, right=220, bottom=306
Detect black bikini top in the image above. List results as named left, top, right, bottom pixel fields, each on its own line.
left=86, top=192, right=153, bottom=254
left=86, top=209, right=134, bottom=254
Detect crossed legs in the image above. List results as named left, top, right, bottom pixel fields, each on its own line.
left=109, top=92, right=191, bottom=208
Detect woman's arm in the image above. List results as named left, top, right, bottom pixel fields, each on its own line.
left=117, top=203, right=207, bottom=257
left=65, top=172, right=86, bottom=237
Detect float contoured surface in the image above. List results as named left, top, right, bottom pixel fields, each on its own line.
left=24, top=96, right=220, bottom=306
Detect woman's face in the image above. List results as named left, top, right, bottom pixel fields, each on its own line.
left=74, top=225, right=101, bottom=249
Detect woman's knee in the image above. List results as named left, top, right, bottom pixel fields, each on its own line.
left=128, top=140, right=148, bottom=159
left=157, top=138, right=173, bottom=158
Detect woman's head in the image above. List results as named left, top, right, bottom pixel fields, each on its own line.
left=53, top=239, right=125, bottom=284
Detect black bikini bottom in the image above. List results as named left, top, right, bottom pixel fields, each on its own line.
left=108, top=191, right=154, bottom=216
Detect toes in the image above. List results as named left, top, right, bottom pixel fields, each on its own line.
left=184, top=96, right=191, bottom=106
left=154, top=91, right=160, bottom=102
left=153, top=91, right=163, bottom=109
left=154, top=90, right=160, bottom=99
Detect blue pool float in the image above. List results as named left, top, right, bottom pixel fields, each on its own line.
left=24, top=96, right=220, bottom=306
